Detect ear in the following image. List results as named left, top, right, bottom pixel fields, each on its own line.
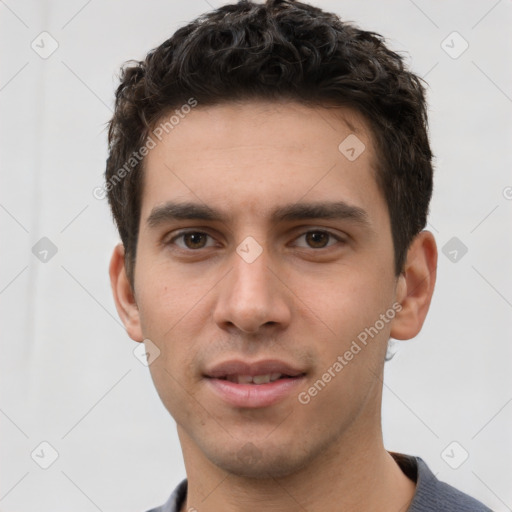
left=109, top=243, right=144, bottom=342
left=390, top=231, right=437, bottom=340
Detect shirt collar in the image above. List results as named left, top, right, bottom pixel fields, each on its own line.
left=153, top=454, right=445, bottom=512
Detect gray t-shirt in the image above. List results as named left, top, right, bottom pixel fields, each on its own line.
left=146, top=453, right=493, bottom=512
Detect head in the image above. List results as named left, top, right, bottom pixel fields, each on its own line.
left=108, top=0, right=436, bottom=480
left=106, top=0, right=433, bottom=287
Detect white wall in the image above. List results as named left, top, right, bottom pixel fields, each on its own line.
left=1, top=1, right=511, bottom=510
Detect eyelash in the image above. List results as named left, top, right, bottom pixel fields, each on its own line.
left=166, top=229, right=345, bottom=251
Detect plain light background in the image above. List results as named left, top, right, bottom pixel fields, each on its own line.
left=1, top=0, right=511, bottom=510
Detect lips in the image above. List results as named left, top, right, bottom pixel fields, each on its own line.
left=203, top=359, right=306, bottom=408
left=204, top=359, right=305, bottom=380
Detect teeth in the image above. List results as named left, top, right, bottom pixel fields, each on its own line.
left=225, top=373, right=283, bottom=384
left=236, top=375, right=253, bottom=384
left=252, top=374, right=271, bottom=384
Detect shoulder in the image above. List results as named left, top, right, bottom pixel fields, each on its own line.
left=398, top=454, right=493, bottom=512
left=144, top=479, right=187, bottom=512
left=434, top=479, right=493, bottom=511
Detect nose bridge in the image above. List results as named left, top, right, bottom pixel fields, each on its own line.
left=232, top=248, right=271, bottom=299
left=213, top=243, right=290, bottom=333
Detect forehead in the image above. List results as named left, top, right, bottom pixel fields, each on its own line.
left=141, top=101, right=386, bottom=226
left=149, top=101, right=371, bottom=157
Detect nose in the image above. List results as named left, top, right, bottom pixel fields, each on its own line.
left=212, top=248, right=292, bottom=334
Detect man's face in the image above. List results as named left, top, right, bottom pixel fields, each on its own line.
left=131, top=101, right=401, bottom=477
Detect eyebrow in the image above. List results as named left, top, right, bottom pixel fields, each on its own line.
left=146, top=200, right=371, bottom=228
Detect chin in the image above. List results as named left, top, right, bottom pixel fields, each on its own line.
left=206, top=441, right=312, bottom=479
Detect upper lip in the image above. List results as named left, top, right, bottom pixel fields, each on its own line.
left=204, top=359, right=306, bottom=379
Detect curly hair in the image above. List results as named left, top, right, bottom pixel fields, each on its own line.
left=105, top=0, right=433, bottom=287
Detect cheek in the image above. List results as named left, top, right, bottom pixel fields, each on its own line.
left=136, top=285, right=203, bottom=402
left=147, top=359, right=198, bottom=427
left=310, top=262, right=395, bottom=332
left=305, top=267, right=396, bottom=402
left=136, top=259, right=208, bottom=335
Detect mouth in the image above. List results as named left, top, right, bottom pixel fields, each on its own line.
left=203, top=359, right=307, bottom=408
left=219, top=372, right=300, bottom=384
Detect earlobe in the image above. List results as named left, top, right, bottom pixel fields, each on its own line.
left=109, top=243, right=144, bottom=342
left=390, top=231, right=437, bottom=341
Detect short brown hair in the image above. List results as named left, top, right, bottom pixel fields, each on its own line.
left=105, top=0, right=433, bottom=287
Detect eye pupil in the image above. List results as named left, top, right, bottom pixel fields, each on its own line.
left=184, top=232, right=207, bottom=249
left=306, top=231, right=329, bottom=248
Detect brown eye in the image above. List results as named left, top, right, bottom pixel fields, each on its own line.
left=292, top=230, right=343, bottom=250
left=183, top=232, right=208, bottom=249
left=305, top=231, right=330, bottom=248
left=170, top=231, right=215, bottom=250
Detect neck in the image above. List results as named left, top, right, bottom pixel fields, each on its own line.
left=178, top=424, right=415, bottom=512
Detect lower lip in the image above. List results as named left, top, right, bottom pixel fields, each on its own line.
left=205, top=376, right=305, bottom=408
